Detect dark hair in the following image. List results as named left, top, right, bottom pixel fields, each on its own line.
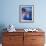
left=22, top=8, right=26, bottom=13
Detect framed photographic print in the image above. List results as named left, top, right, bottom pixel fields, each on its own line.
left=19, top=5, right=34, bottom=23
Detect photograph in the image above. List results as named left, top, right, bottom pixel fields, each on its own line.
left=19, top=5, right=34, bottom=23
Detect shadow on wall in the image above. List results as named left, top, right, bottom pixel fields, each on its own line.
left=0, top=24, right=7, bottom=43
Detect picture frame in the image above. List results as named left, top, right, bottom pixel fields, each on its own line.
left=19, top=5, right=34, bottom=23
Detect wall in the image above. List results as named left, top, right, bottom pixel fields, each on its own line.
left=0, top=0, right=46, bottom=43
left=0, top=0, right=46, bottom=29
